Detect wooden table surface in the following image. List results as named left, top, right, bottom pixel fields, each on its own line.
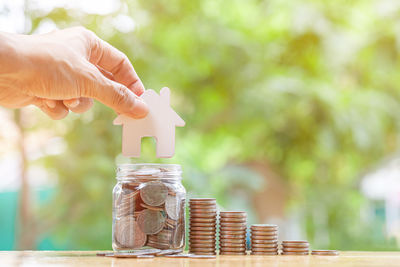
left=1, top=251, right=400, bottom=267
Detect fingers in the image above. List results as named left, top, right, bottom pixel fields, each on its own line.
left=34, top=99, right=69, bottom=120
left=87, top=34, right=145, bottom=96
left=63, top=97, right=93, bottom=113
left=80, top=65, right=148, bottom=119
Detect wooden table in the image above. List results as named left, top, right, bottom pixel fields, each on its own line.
left=1, top=251, right=400, bottom=266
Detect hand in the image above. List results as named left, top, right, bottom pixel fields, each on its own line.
left=0, top=26, right=148, bottom=119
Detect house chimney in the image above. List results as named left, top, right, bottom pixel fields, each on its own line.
left=160, top=87, right=170, bottom=106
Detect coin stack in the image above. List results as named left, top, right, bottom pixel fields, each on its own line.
left=281, top=240, right=310, bottom=255
left=250, top=224, right=279, bottom=255
left=219, top=211, right=247, bottom=255
left=189, top=198, right=217, bottom=255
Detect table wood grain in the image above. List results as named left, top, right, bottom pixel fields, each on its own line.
left=1, top=251, right=400, bottom=266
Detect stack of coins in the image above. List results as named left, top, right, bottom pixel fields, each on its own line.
left=219, top=211, right=247, bottom=255
left=281, top=240, right=309, bottom=255
left=250, top=224, right=279, bottom=255
left=189, top=198, right=217, bottom=255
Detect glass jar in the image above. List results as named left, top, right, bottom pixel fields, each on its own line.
left=112, top=163, right=186, bottom=252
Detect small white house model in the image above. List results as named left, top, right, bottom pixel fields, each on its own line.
left=113, top=87, right=185, bottom=158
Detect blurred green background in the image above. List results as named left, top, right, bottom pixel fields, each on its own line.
left=1, top=0, right=400, bottom=251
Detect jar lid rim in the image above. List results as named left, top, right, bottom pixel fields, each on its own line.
left=116, top=163, right=182, bottom=180
left=117, top=163, right=181, bottom=168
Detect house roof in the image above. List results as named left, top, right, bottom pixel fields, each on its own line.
left=113, top=87, right=185, bottom=126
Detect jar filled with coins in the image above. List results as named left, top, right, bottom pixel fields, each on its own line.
left=112, top=164, right=186, bottom=252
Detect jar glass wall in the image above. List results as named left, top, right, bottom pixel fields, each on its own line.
left=112, top=164, right=186, bottom=252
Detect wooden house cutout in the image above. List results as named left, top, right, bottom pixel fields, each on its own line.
left=113, top=87, right=185, bottom=158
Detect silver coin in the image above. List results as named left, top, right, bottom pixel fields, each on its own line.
left=137, top=209, right=165, bottom=234
left=165, top=195, right=180, bottom=220
left=189, top=255, right=217, bottom=259
left=156, top=249, right=183, bottom=256
left=172, top=224, right=184, bottom=248
left=164, top=253, right=193, bottom=258
left=311, top=250, right=339, bottom=256
left=115, top=216, right=147, bottom=249
left=140, top=181, right=168, bottom=206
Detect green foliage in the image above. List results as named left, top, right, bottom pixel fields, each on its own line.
left=25, top=0, right=400, bottom=250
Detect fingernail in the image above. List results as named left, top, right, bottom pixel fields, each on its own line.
left=68, top=99, right=80, bottom=108
left=46, top=100, right=56, bottom=109
left=130, top=98, right=148, bottom=119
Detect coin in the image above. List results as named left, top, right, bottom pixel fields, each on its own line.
left=140, top=181, right=168, bottom=206
left=220, top=234, right=246, bottom=239
left=220, top=251, right=247, bottom=255
left=189, top=242, right=216, bottom=246
left=137, top=255, right=155, bottom=258
left=189, top=243, right=216, bottom=248
left=220, top=211, right=246, bottom=216
left=190, top=218, right=217, bottom=223
left=189, top=222, right=217, bottom=227
left=251, top=224, right=278, bottom=229
left=219, top=229, right=246, bottom=235
left=189, top=248, right=216, bottom=252
left=115, top=216, right=147, bottom=248
left=220, top=243, right=246, bottom=248
left=189, top=252, right=217, bottom=255
left=147, top=242, right=170, bottom=249
left=251, top=243, right=278, bottom=249
left=137, top=209, right=165, bottom=234
left=220, top=218, right=247, bottom=223
left=282, top=240, right=309, bottom=244
left=109, top=248, right=161, bottom=258
left=250, top=251, right=279, bottom=255
left=251, top=240, right=278, bottom=245
left=281, top=252, right=309, bottom=255
left=164, top=253, right=193, bottom=258
left=251, top=247, right=279, bottom=252
left=172, top=224, right=184, bottom=248
left=219, top=248, right=246, bottom=252
left=107, top=253, right=139, bottom=258
left=220, top=226, right=247, bottom=231
left=96, top=252, right=113, bottom=256
left=140, top=203, right=164, bottom=211
left=165, top=195, right=180, bottom=220
left=189, top=226, right=216, bottom=232
left=251, top=235, right=278, bottom=240
left=282, top=244, right=309, bottom=248
left=189, top=232, right=216, bottom=237
left=188, top=254, right=217, bottom=259
left=189, top=206, right=217, bottom=211
left=250, top=230, right=278, bottom=236
left=189, top=209, right=217, bottom=213
left=282, top=248, right=309, bottom=253
left=311, top=250, right=339, bottom=256
left=189, top=213, right=217, bottom=218
left=220, top=221, right=246, bottom=226
left=155, top=249, right=183, bottom=256
left=189, top=198, right=216, bottom=202
left=220, top=238, right=246, bottom=244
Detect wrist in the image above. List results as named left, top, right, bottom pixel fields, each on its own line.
left=0, top=32, right=19, bottom=69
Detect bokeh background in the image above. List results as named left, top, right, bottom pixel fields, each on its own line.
left=1, top=0, right=400, bottom=251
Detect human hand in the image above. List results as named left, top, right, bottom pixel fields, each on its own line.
left=0, top=27, right=148, bottom=119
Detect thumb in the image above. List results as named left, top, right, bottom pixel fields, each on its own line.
left=80, top=65, right=148, bottom=118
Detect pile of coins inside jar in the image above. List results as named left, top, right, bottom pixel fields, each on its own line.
left=112, top=167, right=186, bottom=251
